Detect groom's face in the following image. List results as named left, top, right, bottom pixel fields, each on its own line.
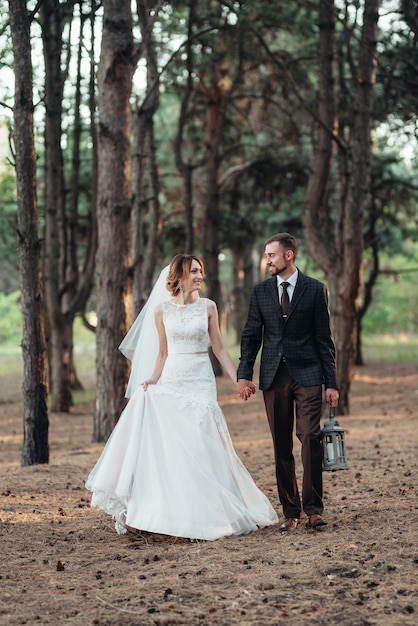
left=264, top=242, right=292, bottom=276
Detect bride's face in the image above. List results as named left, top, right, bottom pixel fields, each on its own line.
left=183, top=259, right=204, bottom=292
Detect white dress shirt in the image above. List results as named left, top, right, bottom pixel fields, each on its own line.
left=277, top=269, right=298, bottom=304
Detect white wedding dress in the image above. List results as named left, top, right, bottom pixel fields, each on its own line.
left=86, top=298, right=278, bottom=540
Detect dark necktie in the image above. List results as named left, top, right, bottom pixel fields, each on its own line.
left=281, top=281, right=290, bottom=317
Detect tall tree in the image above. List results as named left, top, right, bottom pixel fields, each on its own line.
left=303, top=0, right=380, bottom=413
left=131, top=0, right=163, bottom=314
left=8, top=0, right=49, bottom=465
left=38, top=0, right=99, bottom=411
left=173, top=0, right=199, bottom=256
left=63, top=4, right=98, bottom=389
left=70, top=0, right=99, bottom=336
left=39, top=0, right=74, bottom=412
left=94, top=0, right=136, bottom=440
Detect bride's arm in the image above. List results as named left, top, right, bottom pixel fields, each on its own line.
left=141, top=305, right=168, bottom=390
left=207, top=299, right=237, bottom=384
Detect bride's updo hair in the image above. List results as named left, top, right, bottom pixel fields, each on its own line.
left=166, top=254, right=204, bottom=296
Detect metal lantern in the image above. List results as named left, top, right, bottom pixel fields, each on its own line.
left=321, top=407, right=349, bottom=471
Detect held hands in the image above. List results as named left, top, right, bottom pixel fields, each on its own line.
left=325, top=388, right=339, bottom=408
left=237, top=379, right=257, bottom=401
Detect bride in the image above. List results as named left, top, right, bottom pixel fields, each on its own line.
left=85, top=254, right=278, bottom=540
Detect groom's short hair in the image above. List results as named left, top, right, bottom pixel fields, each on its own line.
left=265, top=233, right=298, bottom=258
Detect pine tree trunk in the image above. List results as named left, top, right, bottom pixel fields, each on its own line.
left=9, top=0, right=49, bottom=466
left=94, top=0, right=135, bottom=441
left=131, top=0, right=162, bottom=314
left=40, top=0, right=73, bottom=412
left=174, top=0, right=197, bottom=256
left=303, top=0, right=379, bottom=414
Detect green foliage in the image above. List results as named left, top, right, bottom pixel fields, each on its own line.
left=0, top=146, right=19, bottom=293
left=361, top=263, right=418, bottom=334
left=72, top=316, right=96, bottom=394
left=375, top=13, right=418, bottom=124
left=0, top=291, right=21, bottom=345
left=362, top=334, right=418, bottom=362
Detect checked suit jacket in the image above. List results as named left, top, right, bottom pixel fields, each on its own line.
left=237, top=270, right=338, bottom=391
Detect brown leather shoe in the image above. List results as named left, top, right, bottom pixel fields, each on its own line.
left=307, top=514, right=327, bottom=529
left=279, top=518, right=299, bottom=532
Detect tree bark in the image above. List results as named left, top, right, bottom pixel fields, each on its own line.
left=131, top=0, right=162, bottom=314
left=78, top=0, right=99, bottom=332
left=303, top=0, right=379, bottom=413
left=94, top=0, right=135, bottom=441
left=302, top=0, right=337, bottom=270
left=8, top=0, right=49, bottom=466
left=203, top=86, right=223, bottom=375
left=201, top=73, right=229, bottom=285
left=40, top=0, right=74, bottom=412
left=230, top=242, right=254, bottom=344
left=174, top=0, right=197, bottom=255
left=65, top=10, right=85, bottom=391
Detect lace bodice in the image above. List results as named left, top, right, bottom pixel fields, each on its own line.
left=162, top=298, right=210, bottom=354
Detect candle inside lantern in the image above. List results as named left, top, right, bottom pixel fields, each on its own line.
left=326, top=441, right=335, bottom=462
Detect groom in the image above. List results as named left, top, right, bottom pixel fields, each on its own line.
left=237, top=233, right=339, bottom=531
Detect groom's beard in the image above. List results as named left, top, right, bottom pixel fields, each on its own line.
left=268, top=264, right=287, bottom=276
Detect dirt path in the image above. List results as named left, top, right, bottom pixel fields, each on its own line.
left=1, top=360, right=417, bottom=625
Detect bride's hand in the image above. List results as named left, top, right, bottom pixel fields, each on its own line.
left=141, top=379, right=156, bottom=391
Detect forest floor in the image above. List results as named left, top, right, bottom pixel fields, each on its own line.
left=1, top=360, right=418, bottom=626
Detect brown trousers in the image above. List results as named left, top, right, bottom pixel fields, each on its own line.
left=263, top=361, right=323, bottom=519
